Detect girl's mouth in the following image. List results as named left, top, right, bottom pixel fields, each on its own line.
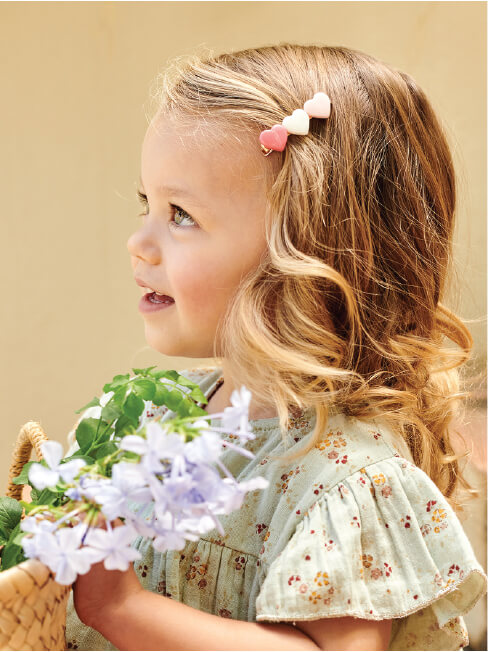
left=139, top=291, right=175, bottom=313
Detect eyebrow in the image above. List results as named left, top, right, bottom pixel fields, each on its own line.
left=138, top=176, right=209, bottom=210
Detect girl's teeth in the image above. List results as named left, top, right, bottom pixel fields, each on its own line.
left=149, top=291, right=174, bottom=304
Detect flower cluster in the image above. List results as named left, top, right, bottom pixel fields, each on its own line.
left=17, top=382, right=268, bottom=585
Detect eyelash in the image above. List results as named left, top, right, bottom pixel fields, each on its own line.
left=136, top=190, right=196, bottom=228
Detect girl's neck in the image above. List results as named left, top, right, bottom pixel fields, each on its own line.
left=205, top=362, right=278, bottom=421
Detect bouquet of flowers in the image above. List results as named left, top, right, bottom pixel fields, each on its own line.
left=0, top=366, right=268, bottom=648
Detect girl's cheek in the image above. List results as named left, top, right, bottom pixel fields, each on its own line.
left=180, top=262, right=231, bottom=316
left=172, top=258, right=213, bottom=303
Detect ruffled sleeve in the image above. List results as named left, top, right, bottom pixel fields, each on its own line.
left=255, top=456, right=487, bottom=651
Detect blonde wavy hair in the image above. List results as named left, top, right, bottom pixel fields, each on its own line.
left=149, top=43, right=482, bottom=513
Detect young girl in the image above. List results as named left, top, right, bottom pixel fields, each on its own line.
left=63, top=44, right=487, bottom=650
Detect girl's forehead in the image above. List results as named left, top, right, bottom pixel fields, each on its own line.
left=142, top=113, right=271, bottom=190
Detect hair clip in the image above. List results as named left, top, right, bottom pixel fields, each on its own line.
left=259, top=92, right=331, bottom=156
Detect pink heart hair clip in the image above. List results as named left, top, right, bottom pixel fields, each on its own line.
left=259, top=92, right=331, bottom=156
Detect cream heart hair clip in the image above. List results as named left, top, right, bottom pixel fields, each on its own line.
left=259, top=92, right=331, bottom=156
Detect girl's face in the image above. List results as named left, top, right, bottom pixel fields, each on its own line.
left=127, top=114, right=271, bottom=358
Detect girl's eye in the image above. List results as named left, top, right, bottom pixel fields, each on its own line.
left=170, top=205, right=196, bottom=228
left=137, top=189, right=149, bottom=217
left=136, top=190, right=196, bottom=228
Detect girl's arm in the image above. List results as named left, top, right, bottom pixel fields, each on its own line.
left=92, top=589, right=322, bottom=651
left=83, top=583, right=392, bottom=651
left=21, top=484, right=32, bottom=501
left=294, top=615, right=393, bottom=651
left=73, top=524, right=320, bottom=650
left=73, top=519, right=391, bottom=650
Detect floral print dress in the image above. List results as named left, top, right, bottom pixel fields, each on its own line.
left=64, top=366, right=487, bottom=651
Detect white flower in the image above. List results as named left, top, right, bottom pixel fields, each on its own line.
left=15, top=378, right=277, bottom=584
left=90, top=462, right=152, bottom=520
left=221, top=386, right=254, bottom=440
left=120, top=423, right=186, bottom=475
left=80, top=391, right=114, bottom=420
left=150, top=511, right=198, bottom=553
left=83, top=522, right=142, bottom=571
left=122, top=509, right=155, bottom=539
left=185, top=428, right=222, bottom=464
left=71, top=474, right=109, bottom=502
left=21, top=534, right=43, bottom=559
left=28, top=441, right=86, bottom=490
left=20, top=514, right=58, bottom=535
left=33, top=523, right=104, bottom=585
left=65, top=487, right=83, bottom=501
left=20, top=515, right=59, bottom=558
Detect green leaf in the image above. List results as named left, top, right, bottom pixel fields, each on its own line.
left=186, top=403, right=210, bottom=417
left=1, top=523, right=26, bottom=571
left=0, top=497, right=23, bottom=545
left=87, top=427, right=113, bottom=455
left=187, top=386, right=207, bottom=403
left=30, top=487, right=40, bottom=502
left=119, top=450, right=140, bottom=461
left=75, top=396, right=100, bottom=414
left=174, top=375, right=207, bottom=404
left=131, top=366, right=157, bottom=376
left=62, top=453, right=94, bottom=465
left=101, top=401, right=122, bottom=423
left=123, top=392, right=145, bottom=423
left=151, top=369, right=180, bottom=381
left=18, top=501, right=39, bottom=514
left=132, top=379, right=156, bottom=401
left=151, top=383, right=168, bottom=407
left=114, top=414, right=136, bottom=436
left=164, top=389, right=184, bottom=411
left=174, top=373, right=201, bottom=388
left=151, top=385, right=176, bottom=409
left=91, top=441, right=118, bottom=458
left=34, top=488, right=58, bottom=505
left=12, top=530, right=27, bottom=547
left=76, top=418, right=100, bottom=451
left=103, top=373, right=130, bottom=393
left=112, top=385, right=128, bottom=407
left=154, top=371, right=206, bottom=404
left=173, top=398, right=199, bottom=418
left=11, top=461, right=36, bottom=486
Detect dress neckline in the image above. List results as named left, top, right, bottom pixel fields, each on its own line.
left=198, top=366, right=319, bottom=427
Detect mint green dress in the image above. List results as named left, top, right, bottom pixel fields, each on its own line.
left=64, top=366, right=487, bottom=651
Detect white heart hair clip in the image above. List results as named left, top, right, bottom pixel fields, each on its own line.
left=259, top=92, right=331, bottom=156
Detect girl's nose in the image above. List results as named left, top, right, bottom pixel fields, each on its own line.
left=126, top=229, right=161, bottom=265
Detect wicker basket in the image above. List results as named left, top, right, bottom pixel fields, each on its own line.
left=0, top=422, right=70, bottom=650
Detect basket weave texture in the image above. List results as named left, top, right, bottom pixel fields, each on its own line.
left=0, top=421, right=70, bottom=650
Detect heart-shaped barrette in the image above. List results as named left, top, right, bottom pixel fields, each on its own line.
left=259, top=92, right=331, bottom=156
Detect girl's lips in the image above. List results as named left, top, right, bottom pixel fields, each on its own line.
left=139, top=292, right=175, bottom=313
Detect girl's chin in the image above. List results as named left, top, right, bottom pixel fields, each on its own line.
left=142, top=324, right=217, bottom=359
left=143, top=334, right=189, bottom=359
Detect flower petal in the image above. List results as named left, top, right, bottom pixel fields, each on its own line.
left=40, top=440, right=64, bottom=469
left=119, top=435, right=147, bottom=455
left=103, top=548, right=139, bottom=571
left=28, top=464, right=60, bottom=490
left=53, top=558, right=78, bottom=585
left=58, top=458, right=86, bottom=483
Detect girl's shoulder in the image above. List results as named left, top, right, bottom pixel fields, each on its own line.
left=251, top=411, right=418, bottom=560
